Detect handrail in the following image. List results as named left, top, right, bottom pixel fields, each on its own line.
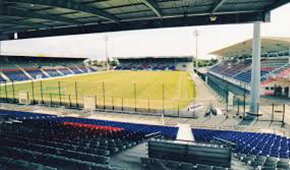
left=145, top=131, right=161, bottom=138
left=213, top=137, right=237, bottom=147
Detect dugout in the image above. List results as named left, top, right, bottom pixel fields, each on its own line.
left=148, top=140, right=232, bottom=168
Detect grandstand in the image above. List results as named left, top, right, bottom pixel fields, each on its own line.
left=1, top=104, right=290, bottom=170
left=0, top=55, right=97, bottom=82
left=208, top=37, right=290, bottom=98
left=0, top=110, right=178, bottom=170
left=114, top=56, right=192, bottom=71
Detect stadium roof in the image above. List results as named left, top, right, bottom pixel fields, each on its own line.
left=210, top=37, right=290, bottom=57
left=115, top=55, right=193, bottom=59
left=0, top=0, right=289, bottom=40
left=0, top=54, right=88, bottom=59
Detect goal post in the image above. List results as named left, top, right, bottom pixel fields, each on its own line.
left=83, top=96, right=96, bottom=110
left=19, top=92, right=30, bottom=105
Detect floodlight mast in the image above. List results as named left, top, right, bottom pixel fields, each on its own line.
left=105, top=35, right=109, bottom=71
left=194, top=30, right=199, bottom=71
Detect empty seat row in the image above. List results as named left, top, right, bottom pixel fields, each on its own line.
left=0, top=109, right=179, bottom=170
left=210, top=59, right=288, bottom=83
left=193, top=129, right=290, bottom=159
left=141, top=157, right=230, bottom=170
left=235, top=153, right=290, bottom=170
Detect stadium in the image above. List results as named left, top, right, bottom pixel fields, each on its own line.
left=0, top=1, right=290, bottom=170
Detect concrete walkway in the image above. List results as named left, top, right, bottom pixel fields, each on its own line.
left=188, top=72, right=226, bottom=115
left=176, top=124, right=194, bottom=141
left=110, top=143, right=147, bottom=170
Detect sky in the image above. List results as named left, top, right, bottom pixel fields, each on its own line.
left=1, top=3, right=290, bottom=60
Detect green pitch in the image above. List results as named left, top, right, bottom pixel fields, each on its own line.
left=0, top=71, right=196, bottom=110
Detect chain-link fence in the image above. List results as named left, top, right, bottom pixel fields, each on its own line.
left=1, top=72, right=290, bottom=124
left=0, top=80, right=203, bottom=118
left=196, top=70, right=289, bottom=126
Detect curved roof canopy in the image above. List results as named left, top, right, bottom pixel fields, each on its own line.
left=0, top=0, right=289, bottom=40
left=211, top=37, right=290, bottom=57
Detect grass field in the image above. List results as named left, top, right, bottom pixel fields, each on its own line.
left=0, top=71, right=196, bottom=110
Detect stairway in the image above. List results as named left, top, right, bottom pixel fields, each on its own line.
left=176, top=124, right=194, bottom=141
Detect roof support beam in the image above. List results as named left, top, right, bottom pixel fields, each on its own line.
left=4, top=0, right=120, bottom=22
left=211, top=0, right=227, bottom=14
left=1, top=26, right=44, bottom=35
left=0, top=20, right=49, bottom=28
left=265, top=0, right=290, bottom=11
left=3, top=12, right=267, bottom=40
left=0, top=19, right=51, bottom=33
left=0, top=7, right=80, bottom=24
left=142, top=0, right=162, bottom=18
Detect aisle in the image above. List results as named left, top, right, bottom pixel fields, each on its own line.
left=176, top=124, right=194, bottom=141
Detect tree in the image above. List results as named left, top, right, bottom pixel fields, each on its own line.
left=110, top=59, right=119, bottom=66
left=84, top=59, right=92, bottom=66
left=92, top=60, right=99, bottom=66
left=194, top=59, right=218, bottom=68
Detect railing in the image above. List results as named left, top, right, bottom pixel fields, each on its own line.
left=196, top=70, right=290, bottom=136
left=150, top=138, right=228, bottom=149
left=263, top=63, right=290, bottom=80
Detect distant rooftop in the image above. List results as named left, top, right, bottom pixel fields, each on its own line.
left=210, top=37, right=290, bottom=57
left=115, top=56, right=193, bottom=59
left=0, top=55, right=87, bottom=60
